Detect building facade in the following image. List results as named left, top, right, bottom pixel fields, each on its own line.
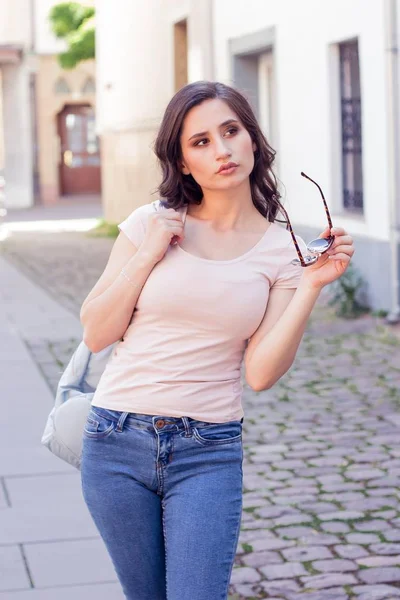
left=95, top=0, right=400, bottom=314
left=0, top=0, right=99, bottom=208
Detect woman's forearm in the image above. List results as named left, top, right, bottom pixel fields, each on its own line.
left=245, top=280, right=321, bottom=391
left=81, top=248, right=157, bottom=352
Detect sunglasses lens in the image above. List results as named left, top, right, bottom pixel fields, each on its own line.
left=307, top=236, right=334, bottom=254
left=291, top=255, right=319, bottom=267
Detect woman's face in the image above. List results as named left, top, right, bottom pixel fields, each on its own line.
left=179, top=98, right=256, bottom=192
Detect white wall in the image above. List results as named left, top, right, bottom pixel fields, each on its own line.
left=33, top=0, right=67, bottom=54
left=213, top=0, right=390, bottom=242
left=96, top=0, right=213, bottom=135
left=96, top=0, right=173, bottom=134
left=0, top=0, right=32, bottom=46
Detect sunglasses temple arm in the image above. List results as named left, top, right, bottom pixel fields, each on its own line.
left=279, top=205, right=306, bottom=267
left=301, top=172, right=333, bottom=231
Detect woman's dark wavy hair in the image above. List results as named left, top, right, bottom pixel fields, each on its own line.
left=153, top=80, right=286, bottom=222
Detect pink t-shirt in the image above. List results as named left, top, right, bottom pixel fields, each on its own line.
left=91, top=200, right=307, bottom=422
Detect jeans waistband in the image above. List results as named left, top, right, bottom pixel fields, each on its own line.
left=90, top=406, right=243, bottom=434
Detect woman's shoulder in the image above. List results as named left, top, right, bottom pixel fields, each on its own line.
left=259, top=220, right=308, bottom=259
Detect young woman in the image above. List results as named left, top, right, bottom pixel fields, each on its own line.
left=80, top=81, right=354, bottom=600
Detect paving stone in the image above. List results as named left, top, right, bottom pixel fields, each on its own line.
left=300, top=573, right=359, bottom=590
left=281, top=545, right=333, bottom=562
left=322, top=491, right=365, bottom=502
left=369, top=543, right=400, bottom=555
left=230, top=584, right=260, bottom=598
left=273, top=513, right=313, bottom=526
left=287, top=588, right=349, bottom=600
left=230, top=567, right=261, bottom=584
left=345, top=497, right=398, bottom=511
left=271, top=459, right=306, bottom=470
left=255, top=505, right=296, bottom=519
left=265, top=470, right=292, bottom=480
left=334, top=544, right=370, bottom=559
left=275, top=526, right=318, bottom=539
left=273, top=494, right=316, bottom=506
left=354, top=519, right=391, bottom=532
left=242, top=550, right=283, bottom=567
left=372, top=509, right=397, bottom=519
left=251, top=537, right=296, bottom=551
left=346, top=533, right=381, bottom=544
left=357, top=566, right=400, bottom=584
left=295, top=533, right=340, bottom=546
left=321, top=521, right=351, bottom=533
left=0, top=546, right=30, bottom=591
left=357, top=555, right=400, bottom=567
left=278, top=486, right=318, bottom=497
left=383, top=529, right=400, bottom=541
left=308, top=456, right=346, bottom=467
left=259, top=561, right=308, bottom=579
left=345, top=468, right=386, bottom=481
left=299, top=501, right=338, bottom=514
left=23, top=538, right=117, bottom=588
left=260, top=579, right=300, bottom=595
left=311, top=558, right=358, bottom=572
left=352, top=584, right=400, bottom=598
left=0, top=583, right=125, bottom=599
left=368, top=476, right=400, bottom=488
left=323, top=482, right=364, bottom=492
left=319, top=510, right=365, bottom=521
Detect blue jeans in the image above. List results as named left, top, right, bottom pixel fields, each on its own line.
left=81, top=406, right=244, bottom=600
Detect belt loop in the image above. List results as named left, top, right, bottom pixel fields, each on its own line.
left=116, top=412, right=129, bottom=432
left=181, top=416, right=192, bottom=437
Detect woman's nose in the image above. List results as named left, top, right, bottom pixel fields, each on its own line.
left=215, top=141, right=231, bottom=159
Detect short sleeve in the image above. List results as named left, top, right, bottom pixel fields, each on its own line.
left=118, top=203, right=155, bottom=248
left=272, top=235, right=308, bottom=289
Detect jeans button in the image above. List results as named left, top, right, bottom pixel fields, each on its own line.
left=156, top=419, right=165, bottom=428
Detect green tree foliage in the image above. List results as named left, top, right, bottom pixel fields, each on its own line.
left=48, top=2, right=95, bottom=69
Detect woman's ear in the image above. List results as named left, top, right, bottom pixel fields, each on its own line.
left=181, top=163, right=190, bottom=176
left=252, top=142, right=257, bottom=153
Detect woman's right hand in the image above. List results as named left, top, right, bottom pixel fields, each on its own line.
left=140, top=209, right=185, bottom=264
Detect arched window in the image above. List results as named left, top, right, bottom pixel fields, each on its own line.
left=54, top=77, right=71, bottom=94
left=81, top=77, right=96, bottom=94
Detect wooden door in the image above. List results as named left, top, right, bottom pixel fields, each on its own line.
left=58, top=104, right=101, bottom=195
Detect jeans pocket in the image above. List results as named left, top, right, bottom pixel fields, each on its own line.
left=192, top=421, right=242, bottom=446
left=83, top=408, right=115, bottom=439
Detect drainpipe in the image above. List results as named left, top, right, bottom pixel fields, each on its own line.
left=385, top=0, right=400, bottom=323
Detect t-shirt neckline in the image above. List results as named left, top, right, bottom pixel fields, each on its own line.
left=175, top=204, right=276, bottom=265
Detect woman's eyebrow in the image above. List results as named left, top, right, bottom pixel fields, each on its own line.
left=188, top=119, right=239, bottom=141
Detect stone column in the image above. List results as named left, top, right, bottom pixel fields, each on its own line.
left=96, top=0, right=172, bottom=222
left=2, top=61, right=34, bottom=208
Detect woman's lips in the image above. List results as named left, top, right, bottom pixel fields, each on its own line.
left=217, top=165, right=238, bottom=175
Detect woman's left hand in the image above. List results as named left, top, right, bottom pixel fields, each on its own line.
left=301, top=226, right=355, bottom=289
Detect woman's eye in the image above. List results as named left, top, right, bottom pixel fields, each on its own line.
left=193, top=127, right=238, bottom=147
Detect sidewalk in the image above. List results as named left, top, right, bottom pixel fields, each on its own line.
left=0, top=256, right=124, bottom=598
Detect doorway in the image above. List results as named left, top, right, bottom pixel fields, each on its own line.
left=57, top=104, right=101, bottom=195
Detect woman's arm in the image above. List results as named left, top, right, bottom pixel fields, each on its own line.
left=244, top=225, right=354, bottom=391
left=80, top=233, right=158, bottom=353
left=244, top=283, right=320, bottom=391
left=81, top=207, right=185, bottom=353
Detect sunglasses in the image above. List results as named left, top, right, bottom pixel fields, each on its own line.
left=279, top=172, right=335, bottom=267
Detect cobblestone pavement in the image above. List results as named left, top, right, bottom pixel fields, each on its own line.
left=3, top=229, right=400, bottom=600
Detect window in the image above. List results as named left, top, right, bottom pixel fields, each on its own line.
left=54, top=78, right=71, bottom=94
left=81, top=77, right=96, bottom=94
left=258, top=51, right=276, bottom=148
left=174, top=20, right=188, bottom=92
left=339, top=40, right=363, bottom=212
